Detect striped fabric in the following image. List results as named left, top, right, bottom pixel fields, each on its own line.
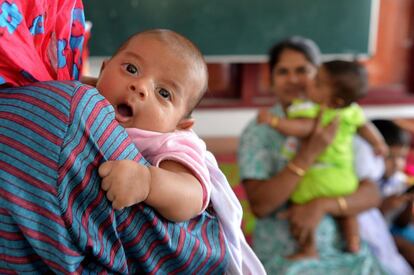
left=0, top=81, right=228, bottom=274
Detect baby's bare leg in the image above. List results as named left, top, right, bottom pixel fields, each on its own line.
left=337, top=215, right=360, bottom=253
left=287, top=229, right=318, bottom=260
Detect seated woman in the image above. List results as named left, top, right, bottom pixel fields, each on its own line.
left=0, top=1, right=228, bottom=273
left=238, top=36, right=387, bottom=274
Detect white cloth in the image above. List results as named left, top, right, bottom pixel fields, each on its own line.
left=127, top=128, right=266, bottom=275
left=354, top=135, right=414, bottom=275
left=381, top=171, right=410, bottom=197
left=353, top=135, right=385, bottom=181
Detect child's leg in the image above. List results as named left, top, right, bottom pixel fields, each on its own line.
left=337, top=215, right=360, bottom=253
left=287, top=228, right=318, bottom=259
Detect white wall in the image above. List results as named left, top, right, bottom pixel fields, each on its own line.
left=192, top=106, right=414, bottom=137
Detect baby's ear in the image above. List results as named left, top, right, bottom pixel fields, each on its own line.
left=334, top=97, right=345, bottom=108
left=177, top=118, right=195, bottom=130
left=99, top=59, right=109, bottom=74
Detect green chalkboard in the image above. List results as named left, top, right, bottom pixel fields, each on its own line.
left=84, top=0, right=377, bottom=61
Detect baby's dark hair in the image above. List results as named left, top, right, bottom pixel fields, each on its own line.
left=322, top=60, right=368, bottom=107
left=268, top=36, right=321, bottom=75
left=113, top=29, right=208, bottom=119
left=372, top=119, right=411, bottom=147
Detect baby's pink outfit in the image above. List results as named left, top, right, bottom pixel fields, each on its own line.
left=127, top=128, right=266, bottom=275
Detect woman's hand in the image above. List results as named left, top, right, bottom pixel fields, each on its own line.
left=279, top=199, right=327, bottom=245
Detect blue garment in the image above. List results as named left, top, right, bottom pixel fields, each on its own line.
left=0, top=81, right=228, bottom=274
left=392, top=225, right=414, bottom=243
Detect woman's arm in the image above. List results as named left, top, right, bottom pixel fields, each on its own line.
left=279, top=179, right=381, bottom=246
left=244, top=113, right=339, bottom=217
left=243, top=147, right=318, bottom=217
left=315, top=178, right=381, bottom=217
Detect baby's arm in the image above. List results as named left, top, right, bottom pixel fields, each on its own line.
left=99, top=159, right=203, bottom=222
left=257, top=109, right=315, bottom=138
left=357, top=121, right=389, bottom=156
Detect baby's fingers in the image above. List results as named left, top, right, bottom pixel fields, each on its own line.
left=112, top=200, right=125, bottom=211
left=106, top=189, right=115, bottom=202
left=112, top=195, right=136, bottom=210
left=101, top=177, right=111, bottom=191
left=99, top=161, right=114, bottom=177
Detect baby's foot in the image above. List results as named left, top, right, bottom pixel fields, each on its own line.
left=286, top=246, right=318, bottom=260
left=346, top=235, right=360, bottom=253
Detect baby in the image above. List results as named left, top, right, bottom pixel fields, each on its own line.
left=258, top=60, right=388, bottom=258
left=95, top=29, right=265, bottom=274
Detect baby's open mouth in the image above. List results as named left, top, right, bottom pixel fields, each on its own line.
left=115, top=104, right=133, bottom=122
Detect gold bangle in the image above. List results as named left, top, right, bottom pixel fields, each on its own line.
left=337, top=196, right=348, bottom=213
left=287, top=162, right=306, bottom=177
left=270, top=115, right=279, bottom=128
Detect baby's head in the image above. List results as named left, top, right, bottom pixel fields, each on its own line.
left=309, top=60, right=368, bottom=108
left=96, top=29, right=208, bottom=133
left=373, top=120, right=411, bottom=179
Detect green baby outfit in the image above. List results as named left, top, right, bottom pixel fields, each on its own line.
left=288, top=100, right=366, bottom=203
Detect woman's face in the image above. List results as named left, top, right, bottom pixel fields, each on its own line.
left=271, top=49, right=317, bottom=108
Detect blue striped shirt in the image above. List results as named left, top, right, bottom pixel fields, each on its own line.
left=0, top=81, right=228, bottom=274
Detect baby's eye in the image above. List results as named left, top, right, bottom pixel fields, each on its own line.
left=158, top=88, right=171, bottom=100
left=123, top=64, right=138, bottom=75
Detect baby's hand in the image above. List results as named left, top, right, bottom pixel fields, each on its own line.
left=374, top=142, right=389, bottom=157
left=98, top=160, right=151, bottom=210
left=257, top=108, right=272, bottom=125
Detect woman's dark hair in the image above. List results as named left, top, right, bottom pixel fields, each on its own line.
left=268, top=36, right=321, bottom=75
left=372, top=119, right=411, bottom=147
left=323, top=60, right=368, bottom=107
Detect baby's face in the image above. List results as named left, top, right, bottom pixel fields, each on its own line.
left=384, top=145, right=409, bottom=179
left=308, top=66, right=333, bottom=106
left=96, top=34, right=205, bottom=133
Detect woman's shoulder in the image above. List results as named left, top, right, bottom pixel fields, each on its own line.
left=31, top=79, right=87, bottom=89
left=27, top=80, right=100, bottom=101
